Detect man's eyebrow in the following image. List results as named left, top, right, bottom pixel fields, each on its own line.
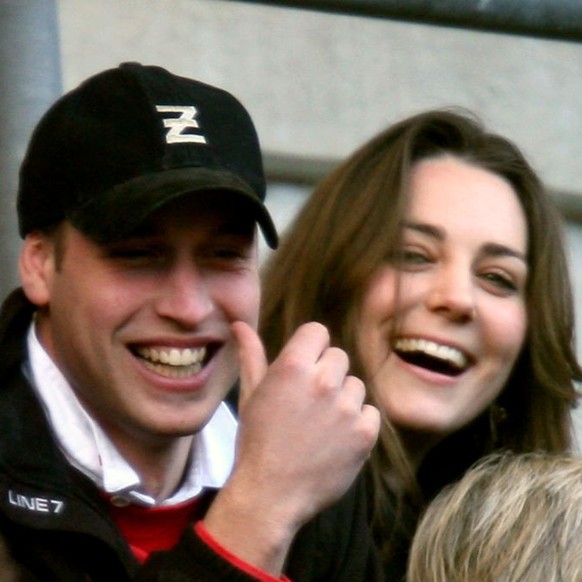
left=403, top=221, right=527, bottom=263
left=214, top=216, right=256, bottom=237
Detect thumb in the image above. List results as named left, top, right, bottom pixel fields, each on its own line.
left=231, top=321, right=268, bottom=411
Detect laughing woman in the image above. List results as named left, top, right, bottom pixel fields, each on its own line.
left=259, top=109, right=581, bottom=580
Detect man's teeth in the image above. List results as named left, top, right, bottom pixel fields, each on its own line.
left=135, top=346, right=207, bottom=378
left=395, top=338, right=468, bottom=369
left=138, top=347, right=206, bottom=366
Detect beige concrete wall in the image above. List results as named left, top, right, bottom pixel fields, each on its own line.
left=57, top=0, right=582, bottom=195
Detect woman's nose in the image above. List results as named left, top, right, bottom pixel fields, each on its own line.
left=425, top=264, right=476, bottom=322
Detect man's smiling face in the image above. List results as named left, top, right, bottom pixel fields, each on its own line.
left=27, top=192, right=261, bottom=450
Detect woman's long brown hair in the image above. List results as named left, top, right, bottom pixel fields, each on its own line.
left=260, top=109, right=581, bottom=558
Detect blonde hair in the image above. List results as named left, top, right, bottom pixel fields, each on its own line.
left=408, top=452, right=582, bottom=582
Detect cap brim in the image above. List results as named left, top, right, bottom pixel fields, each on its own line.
left=70, top=167, right=279, bottom=248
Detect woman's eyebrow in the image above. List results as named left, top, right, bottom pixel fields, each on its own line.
left=481, top=242, right=527, bottom=264
left=404, top=221, right=527, bottom=263
left=403, top=221, right=444, bottom=241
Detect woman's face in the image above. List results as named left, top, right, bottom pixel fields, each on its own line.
left=356, top=155, right=528, bottom=452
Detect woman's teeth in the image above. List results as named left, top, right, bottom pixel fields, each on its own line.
left=394, top=338, right=468, bottom=370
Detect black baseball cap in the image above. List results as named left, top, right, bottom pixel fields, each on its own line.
left=17, top=62, right=278, bottom=248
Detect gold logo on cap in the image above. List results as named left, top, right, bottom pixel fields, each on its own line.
left=155, top=105, right=207, bottom=144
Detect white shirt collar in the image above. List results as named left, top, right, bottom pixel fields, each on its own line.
left=24, top=324, right=237, bottom=507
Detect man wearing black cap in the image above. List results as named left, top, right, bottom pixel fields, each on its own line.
left=0, top=63, right=381, bottom=580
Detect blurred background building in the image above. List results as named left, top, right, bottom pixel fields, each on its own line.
left=1, top=0, right=581, bottom=439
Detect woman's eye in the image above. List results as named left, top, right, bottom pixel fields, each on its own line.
left=400, top=250, right=430, bottom=266
left=480, top=271, right=517, bottom=293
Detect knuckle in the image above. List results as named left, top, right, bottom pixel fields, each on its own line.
left=327, top=346, right=350, bottom=368
left=300, top=321, right=329, bottom=342
left=345, top=375, right=366, bottom=396
left=315, top=374, right=340, bottom=395
left=362, top=406, right=381, bottom=443
left=277, top=351, right=306, bottom=377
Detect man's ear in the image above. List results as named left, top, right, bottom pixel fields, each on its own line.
left=19, top=232, right=56, bottom=307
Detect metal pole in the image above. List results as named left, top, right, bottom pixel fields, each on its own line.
left=229, top=0, right=582, bottom=42
left=0, top=0, right=62, bottom=298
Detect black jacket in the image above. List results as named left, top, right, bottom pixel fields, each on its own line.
left=0, top=289, right=383, bottom=581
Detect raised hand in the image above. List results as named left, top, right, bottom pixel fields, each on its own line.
left=202, top=321, right=380, bottom=575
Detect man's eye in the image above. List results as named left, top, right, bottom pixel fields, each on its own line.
left=213, top=248, right=242, bottom=258
left=108, top=246, right=165, bottom=262
left=208, top=246, right=251, bottom=262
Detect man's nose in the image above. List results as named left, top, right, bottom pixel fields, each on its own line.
left=154, top=261, right=214, bottom=327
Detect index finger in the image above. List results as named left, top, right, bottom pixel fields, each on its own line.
left=231, top=321, right=268, bottom=411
